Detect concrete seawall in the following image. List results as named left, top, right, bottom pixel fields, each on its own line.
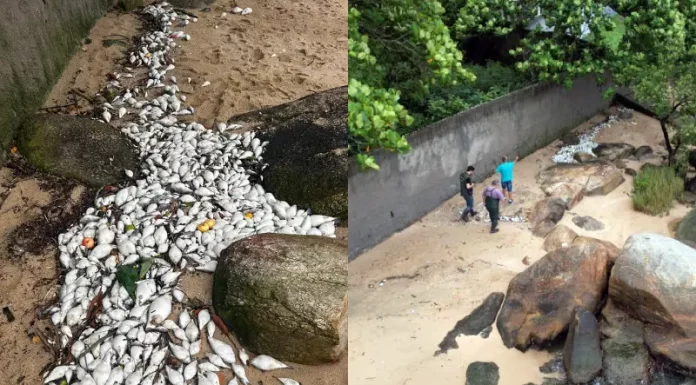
left=0, top=0, right=114, bottom=161
left=348, top=75, right=613, bottom=260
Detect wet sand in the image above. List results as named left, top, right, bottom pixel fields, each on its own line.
left=348, top=109, right=690, bottom=385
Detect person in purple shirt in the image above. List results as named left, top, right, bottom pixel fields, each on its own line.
left=482, top=180, right=505, bottom=233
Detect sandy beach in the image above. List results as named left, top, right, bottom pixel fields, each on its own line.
left=348, top=108, right=691, bottom=385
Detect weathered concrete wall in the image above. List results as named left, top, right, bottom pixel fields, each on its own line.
left=348, top=75, right=613, bottom=260
left=0, top=0, right=112, bottom=161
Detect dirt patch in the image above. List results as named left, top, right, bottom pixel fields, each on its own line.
left=0, top=155, right=92, bottom=385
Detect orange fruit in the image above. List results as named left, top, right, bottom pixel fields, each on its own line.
left=82, top=237, right=95, bottom=249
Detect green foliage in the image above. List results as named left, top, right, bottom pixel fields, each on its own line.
left=348, top=2, right=475, bottom=170
left=348, top=8, right=412, bottom=170
left=422, top=62, right=533, bottom=124
left=456, top=0, right=616, bottom=87
left=115, top=259, right=154, bottom=300
left=348, top=79, right=413, bottom=170
left=632, top=166, right=684, bottom=215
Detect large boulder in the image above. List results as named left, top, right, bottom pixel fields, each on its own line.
left=496, top=240, right=617, bottom=351
left=212, top=233, right=348, bottom=364
left=677, top=209, right=696, bottom=246
left=572, top=236, right=620, bottom=263
left=18, top=114, right=139, bottom=187
left=229, top=87, right=347, bottom=220
left=599, top=301, right=651, bottom=385
left=592, top=143, right=636, bottom=161
left=564, top=308, right=602, bottom=384
left=633, top=145, right=654, bottom=161
left=686, top=177, right=696, bottom=194
left=116, top=0, right=143, bottom=11
left=529, top=198, right=568, bottom=237
left=167, top=0, right=216, bottom=8
left=609, top=233, right=696, bottom=371
left=538, top=163, right=625, bottom=208
left=543, top=224, right=578, bottom=252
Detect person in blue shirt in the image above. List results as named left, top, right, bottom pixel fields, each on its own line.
left=495, top=155, right=519, bottom=204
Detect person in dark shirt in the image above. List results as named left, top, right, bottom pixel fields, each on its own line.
left=459, top=166, right=477, bottom=222
left=482, top=179, right=505, bottom=233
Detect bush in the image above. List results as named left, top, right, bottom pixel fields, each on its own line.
left=410, top=61, right=534, bottom=129
left=632, top=166, right=684, bottom=215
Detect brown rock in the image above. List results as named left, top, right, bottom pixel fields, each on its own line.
left=572, top=236, right=620, bottom=263
left=496, top=241, right=615, bottom=351
left=543, top=224, right=578, bottom=252
left=573, top=152, right=595, bottom=163
left=593, top=143, right=636, bottom=161
left=538, top=163, right=624, bottom=208
left=625, top=168, right=637, bottom=177
left=633, top=145, right=654, bottom=160
left=615, top=159, right=627, bottom=169
left=564, top=308, right=602, bottom=384
left=609, top=233, right=696, bottom=370
left=529, top=198, right=568, bottom=237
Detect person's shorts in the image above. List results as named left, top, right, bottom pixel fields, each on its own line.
left=501, top=181, right=513, bottom=192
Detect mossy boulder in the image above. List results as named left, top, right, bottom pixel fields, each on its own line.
left=677, top=209, right=696, bottom=247
left=212, top=233, right=348, bottom=364
left=116, top=0, right=143, bottom=11
left=228, top=87, right=348, bottom=221
left=167, top=0, right=216, bottom=9
left=0, top=0, right=110, bottom=163
left=18, top=114, right=138, bottom=187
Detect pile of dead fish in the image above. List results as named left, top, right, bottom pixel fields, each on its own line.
left=43, top=3, right=325, bottom=385
left=551, top=113, right=623, bottom=164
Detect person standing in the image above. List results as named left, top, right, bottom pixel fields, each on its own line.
left=482, top=180, right=505, bottom=233
left=495, top=155, right=519, bottom=204
left=459, top=166, right=477, bottom=222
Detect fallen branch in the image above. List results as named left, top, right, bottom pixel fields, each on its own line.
left=69, top=89, right=94, bottom=104
left=40, top=102, right=78, bottom=111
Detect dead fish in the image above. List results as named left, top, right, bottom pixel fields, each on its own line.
left=208, top=336, right=236, bottom=364
left=231, top=363, right=250, bottom=385
left=250, top=355, right=288, bottom=371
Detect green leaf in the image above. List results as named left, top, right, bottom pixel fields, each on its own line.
left=139, top=259, right=154, bottom=280
left=116, top=265, right=139, bottom=300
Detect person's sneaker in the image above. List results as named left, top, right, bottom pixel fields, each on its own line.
left=462, top=215, right=470, bottom=223
left=508, top=199, right=513, bottom=204
left=471, top=211, right=479, bottom=216
left=491, top=228, right=499, bottom=234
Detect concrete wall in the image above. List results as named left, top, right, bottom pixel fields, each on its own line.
left=0, top=0, right=112, bottom=161
left=348, top=75, right=613, bottom=260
